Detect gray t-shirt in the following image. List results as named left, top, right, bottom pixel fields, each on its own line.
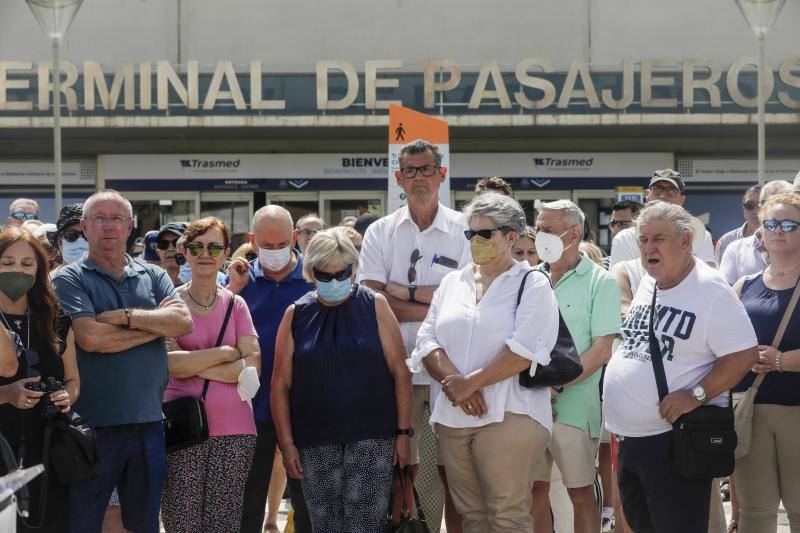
left=53, top=254, right=178, bottom=427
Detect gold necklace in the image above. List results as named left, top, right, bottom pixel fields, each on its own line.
left=769, top=264, right=800, bottom=277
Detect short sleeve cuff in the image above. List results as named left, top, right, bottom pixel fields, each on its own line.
left=407, top=341, right=442, bottom=373
left=506, top=337, right=552, bottom=376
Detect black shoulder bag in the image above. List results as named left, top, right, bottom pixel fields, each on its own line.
left=516, top=269, right=583, bottom=388
left=162, top=296, right=235, bottom=454
left=385, top=464, right=429, bottom=533
left=648, top=286, right=737, bottom=480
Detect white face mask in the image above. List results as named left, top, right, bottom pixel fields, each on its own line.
left=258, top=246, right=292, bottom=272
left=237, top=366, right=260, bottom=401
left=535, top=230, right=573, bottom=264
left=61, top=238, right=88, bottom=264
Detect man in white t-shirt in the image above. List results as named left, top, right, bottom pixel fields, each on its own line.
left=609, top=169, right=716, bottom=268
left=359, top=138, right=471, bottom=533
left=603, top=201, right=758, bottom=533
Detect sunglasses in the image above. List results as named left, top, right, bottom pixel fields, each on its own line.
left=299, top=228, right=320, bottom=237
left=61, top=229, right=85, bottom=243
left=763, top=219, right=800, bottom=233
left=464, top=227, right=511, bottom=240
left=743, top=201, right=759, bottom=211
left=312, top=264, right=353, bottom=283
left=184, top=242, right=226, bottom=257
left=10, top=211, right=38, bottom=221
left=156, top=239, right=179, bottom=250
left=408, top=248, right=421, bottom=284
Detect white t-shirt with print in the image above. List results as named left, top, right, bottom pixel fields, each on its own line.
left=609, top=226, right=716, bottom=268
left=603, top=260, right=757, bottom=437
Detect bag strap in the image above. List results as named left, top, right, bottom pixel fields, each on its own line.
left=648, top=286, right=670, bottom=402
left=403, top=465, right=427, bottom=522
left=516, top=268, right=552, bottom=307
left=752, top=275, right=800, bottom=390
left=19, top=419, right=51, bottom=529
left=201, top=292, right=236, bottom=402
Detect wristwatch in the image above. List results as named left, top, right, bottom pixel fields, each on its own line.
left=691, top=385, right=708, bottom=405
left=396, top=428, right=415, bottom=437
left=408, top=284, right=417, bottom=303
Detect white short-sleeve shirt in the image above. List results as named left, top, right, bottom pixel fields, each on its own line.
left=358, top=203, right=472, bottom=384
left=603, top=260, right=757, bottom=437
left=719, top=234, right=767, bottom=285
left=609, top=226, right=716, bottom=268
left=410, top=261, right=559, bottom=432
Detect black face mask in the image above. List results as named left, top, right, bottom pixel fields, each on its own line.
left=0, top=272, right=35, bottom=302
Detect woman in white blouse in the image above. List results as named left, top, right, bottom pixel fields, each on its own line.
left=410, top=192, right=559, bottom=533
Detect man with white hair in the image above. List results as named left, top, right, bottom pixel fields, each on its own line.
left=604, top=201, right=758, bottom=533
left=227, top=205, right=315, bottom=533
left=719, top=180, right=793, bottom=284
left=531, top=200, right=621, bottom=533
left=610, top=169, right=716, bottom=268
left=6, top=197, right=40, bottom=227
left=53, top=189, right=193, bottom=533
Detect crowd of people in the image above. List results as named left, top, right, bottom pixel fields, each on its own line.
left=0, top=137, right=798, bottom=533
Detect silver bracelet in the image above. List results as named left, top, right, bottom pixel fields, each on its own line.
left=776, top=351, right=784, bottom=372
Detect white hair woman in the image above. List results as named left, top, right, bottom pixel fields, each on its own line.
left=409, top=192, right=559, bottom=532
left=271, top=227, right=412, bottom=533
left=732, top=193, right=800, bottom=533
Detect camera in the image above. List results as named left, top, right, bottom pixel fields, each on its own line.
left=24, top=377, right=65, bottom=418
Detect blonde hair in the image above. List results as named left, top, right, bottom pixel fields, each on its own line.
left=579, top=242, right=604, bottom=265
left=231, top=242, right=254, bottom=260
left=302, top=227, right=360, bottom=283
left=760, top=192, right=800, bottom=223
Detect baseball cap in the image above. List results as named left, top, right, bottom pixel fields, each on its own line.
left=157, top=221, right=188, bottom=240
left=143, top=230, right=160, bottom=261
left=649, top=169, right=685, bottom=193
left=47, top=203, right=83, bottom=246
left=354, top=212, right=378, bottom=236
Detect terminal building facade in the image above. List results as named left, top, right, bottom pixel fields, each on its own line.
left=1, top=0, right=798, bottom=250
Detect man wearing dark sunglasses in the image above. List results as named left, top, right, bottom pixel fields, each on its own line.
left=719, top=180, right=793, bottom=285
left=155, top=222, right=188, bottom=286
left=6, top=198, right=40, bottom=228
left=715, top=184, right=762, bottom=265
left=359, top=139, right=472, bottom=533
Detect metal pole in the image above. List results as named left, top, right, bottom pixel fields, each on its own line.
left=53, top=38, right=63, bottom=213
left=757, top=33, right=766, bottom=185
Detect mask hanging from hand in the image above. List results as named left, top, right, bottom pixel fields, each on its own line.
left=237, top=366, right=260, bottom=401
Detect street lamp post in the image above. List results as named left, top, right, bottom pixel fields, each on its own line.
left=25, top=0, right=84, bottom=214
left=734, top=0, right=786, bottom=185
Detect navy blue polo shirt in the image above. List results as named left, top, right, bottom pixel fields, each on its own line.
left=53, top=254, right=178, bottom=427
left=238, top=255, right=313, bottom=423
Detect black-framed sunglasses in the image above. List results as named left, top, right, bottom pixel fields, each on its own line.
left=464, top=227, right=511, bottom=241
left=399, top=165, right=439, bottom=179
left=763, top=219, right=800, bottom=233
left=157, top=239, right=179, bottom=250
left=743, top=201, right=759, bottom=211
left=10, top=211, right=38, bottom=221
left=313, top=264, right=353, bottom=283
left=184, top=242, right=226, bottom=257
left=408, top=249, right=421, bottom=284
left=61, top=229, right=85, bottom=243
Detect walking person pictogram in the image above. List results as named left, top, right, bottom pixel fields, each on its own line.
left=394, top=123, right=406, bottom=142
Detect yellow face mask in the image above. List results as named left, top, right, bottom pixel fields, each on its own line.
left=470, top=235, right=498, bottom=265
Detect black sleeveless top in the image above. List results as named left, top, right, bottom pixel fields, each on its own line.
left=0, top=309, right=71, bottom=532
left=289, top=285, right=397, bottom=448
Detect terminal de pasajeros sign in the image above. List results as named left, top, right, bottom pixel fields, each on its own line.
left=0, top=57, right=799, bottom=114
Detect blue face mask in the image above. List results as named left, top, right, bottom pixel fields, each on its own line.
left=316, top=278, right=353, bottom=303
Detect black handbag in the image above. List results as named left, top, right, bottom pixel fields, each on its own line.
left=162, top=296, right=234, bottom=454
left=385, top=465, right=429, bottom=533
left=516, top=269, right=583, bottom=388
left=48, top=410, right=99, bottom=485
left=648, top=287, right=737, bottom=480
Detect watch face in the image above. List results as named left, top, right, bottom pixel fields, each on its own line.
left=692, top=386, right=705, bottom=399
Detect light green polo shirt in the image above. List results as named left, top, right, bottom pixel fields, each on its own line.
left=544, top=254, right=621, bottom=438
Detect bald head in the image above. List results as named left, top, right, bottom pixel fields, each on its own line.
left=249, top=205, right=297, bottom=253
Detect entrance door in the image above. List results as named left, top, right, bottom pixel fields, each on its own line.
left=126, top=192, right=198, bottom=241
left=573, top=189, right=616, bottom=252
left=514, top=191, right=571, bottom=227
left=320, top=191, right=386, bottom=226
left=200, top=192, right=253, bottom=250
left=266, top=192, right=320, bottom=225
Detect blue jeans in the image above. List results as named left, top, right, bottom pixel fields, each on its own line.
left=70, top=422, right=166, bottom=533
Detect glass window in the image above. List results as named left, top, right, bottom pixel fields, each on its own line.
left=201, top=200, right=250, bottom=250
left=130, top=199, right=195, bottom=241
